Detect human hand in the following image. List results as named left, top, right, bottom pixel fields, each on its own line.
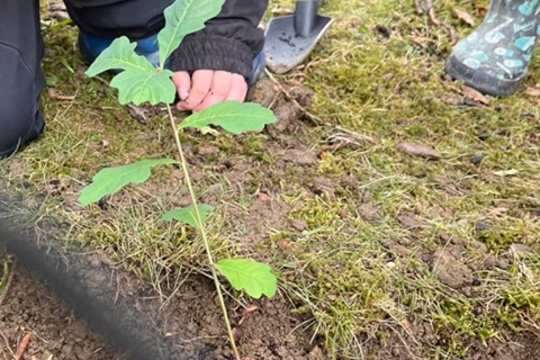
left=172, top=70, right=248, bottom=112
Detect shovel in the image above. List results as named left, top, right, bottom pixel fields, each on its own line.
left=264, top=0, right=334, bottom=74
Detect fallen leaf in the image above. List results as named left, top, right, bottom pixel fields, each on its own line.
left=462, top=85, right=489, bottom=104
left=494, top=169, right=519, bottom=177
left=397, top=141, right=441, bottom=159
left=47, top=88, right=75, bottom=101
left=245, top=305, right=258, bottom=313
left=198, top=125, right=220, bottom=136
left=490, top=207, right=509, bottom=217
left=271, top=6, right=294, bottom=16
left=454, top=8, right=475, bottom=26
left=524, top=86, right=540, bottom=96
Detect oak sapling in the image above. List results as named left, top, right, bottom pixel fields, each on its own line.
left=77, top=0, right=277, bottom=358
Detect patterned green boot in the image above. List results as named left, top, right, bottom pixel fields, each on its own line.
left=446, top=0, right=540, bottom=96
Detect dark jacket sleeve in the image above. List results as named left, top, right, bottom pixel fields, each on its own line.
left=168, top=0, right=268, bottom=84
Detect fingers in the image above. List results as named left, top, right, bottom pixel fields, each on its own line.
left=225, top=73, right=248, bottom=102
left=171, top=71, right=191, bottom=101
left=174, top=70, right=249, bottom=112
left=192, top=71, right=233, bottom=112
left=176, top=70, right=213, bottom=111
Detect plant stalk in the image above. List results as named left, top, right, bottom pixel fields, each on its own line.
left=166, top=104, right=240, bottom=360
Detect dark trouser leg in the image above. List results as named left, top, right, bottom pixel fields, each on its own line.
left=0, top=0, right=45, bottom=157
left=63, top=0, right=173, bottom=67
left=62, top=0, right=173, bottom=39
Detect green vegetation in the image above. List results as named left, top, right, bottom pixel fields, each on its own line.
left=1, top=0, right=538, bottom=359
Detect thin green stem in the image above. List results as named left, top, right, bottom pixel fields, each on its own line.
left=166, top=104, right=240, bottom=360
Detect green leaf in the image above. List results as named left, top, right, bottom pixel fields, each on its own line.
left=84, top=36, right=176, bottom=105
left=110, top=69, right=176, bottom=105
left=215, top=258, right=277, bottom=299
left=158, top=0, right=225, bottom=68
left=78, top=159, right=177, bottom=207
left=179, top=101, right=277, bottom=134
left=161, top=204, right=214, bottom=229
left=85, top=37, right=155, bottom=77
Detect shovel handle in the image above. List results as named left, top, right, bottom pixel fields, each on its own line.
left=294, top=0, right=323, bottom=37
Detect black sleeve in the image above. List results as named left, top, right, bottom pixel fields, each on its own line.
left=168, top=0, right=269, bottom=84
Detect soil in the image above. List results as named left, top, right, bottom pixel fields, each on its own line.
left=1, top=246, right=539, bottom=360
left=1, top=79, right=539, bottom=360
left=0, top=238, right=324, bottom=360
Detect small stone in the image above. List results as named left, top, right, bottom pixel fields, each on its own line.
left=478, top=131, right=490, bottom=141
left=374, top=24, right=390, bottom=38
left=475, top=221, right=492, bottom=232
left=470, top=154, right=485, bottom=164
left=290, top=219, right=308, bottom=231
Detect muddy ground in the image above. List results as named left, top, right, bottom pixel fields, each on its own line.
left=1, top=249, right=539, bottom=360
left=0, top=243, right=325, bottom=360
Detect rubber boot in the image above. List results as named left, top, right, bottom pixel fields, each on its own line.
left=446, top=0, right=540, bottom=96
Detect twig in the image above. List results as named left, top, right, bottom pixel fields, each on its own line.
left=94, top=75, right=110, bottom=86
left=14, top=332, right=31, bottom=360
left=0, top=260, right=16, bottom=306
left=264, top=69, right=329, bottom=126
left=0, top=330, right=15, bottom=359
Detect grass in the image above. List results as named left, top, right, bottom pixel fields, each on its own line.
left=1, top=0, right=539, bottom=359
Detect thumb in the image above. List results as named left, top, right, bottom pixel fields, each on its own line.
left=171, top=71, right=191, bottom=101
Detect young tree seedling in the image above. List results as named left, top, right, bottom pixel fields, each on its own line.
left=76, top=0, right=278, bottom=358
